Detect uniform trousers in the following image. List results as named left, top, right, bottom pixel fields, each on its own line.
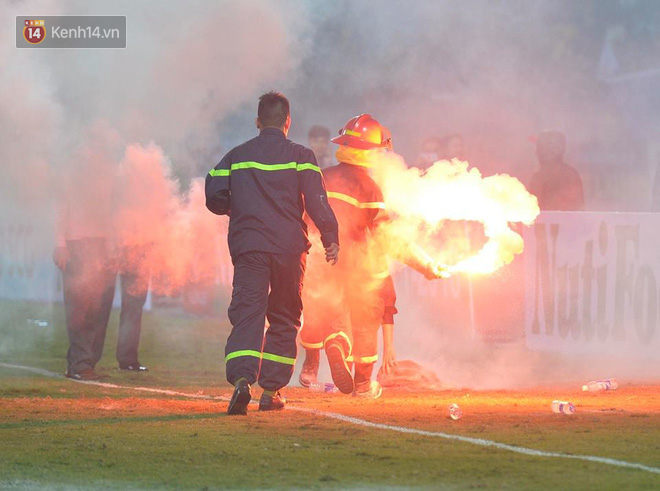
left=225, top=251, right=306, bottom=391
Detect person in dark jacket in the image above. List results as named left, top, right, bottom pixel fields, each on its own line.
left=205, top=91, right=339, bottom=415
left=307, top=125, right=333, bottom=169
left=529, top=131, right=584, bottom=211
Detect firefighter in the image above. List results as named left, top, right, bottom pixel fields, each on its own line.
left=299, top=114, right=447, bottom=398
left=205, top=92, right=339, bottom=415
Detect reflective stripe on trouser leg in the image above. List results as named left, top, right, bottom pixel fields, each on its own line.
left=323, top=331, right=352, bottom=356
left=346, top=353, right=378, bottom=363
left=225, top=252, right=271, bottom=386
left=258, top=253, right=306, bottom=391
left=300, top=340, right=324, bottom=349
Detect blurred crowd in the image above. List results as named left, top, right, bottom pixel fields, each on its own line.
left=308, top=124, right=585, bottom=212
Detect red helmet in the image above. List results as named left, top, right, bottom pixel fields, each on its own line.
left=331, top=114, right=392, bottom=150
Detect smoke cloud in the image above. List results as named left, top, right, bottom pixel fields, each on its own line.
left=2, top=0, right=658, bottom=387
left=2, top=0, right=311, bottom=296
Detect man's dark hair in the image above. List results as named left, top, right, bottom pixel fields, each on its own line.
left=308, top=125, right=330, bottom=139
left=257, top=91, right=290, bottom=128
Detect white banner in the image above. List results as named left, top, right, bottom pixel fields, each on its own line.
left=524, top=212, right=660, bottom=360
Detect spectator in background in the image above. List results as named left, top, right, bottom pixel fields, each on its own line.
left=112, top=143, right=176, bottom=373
left=55, top=134, right=159, bottom=381
left=307, top=125, right=333, bottom=169
left=113, top=247, right=150, bottom=372
left=440, top=133, right=465, bottom=161
left=529, top=130, right=585, bottom=211
left=54, top=126, right=121, bottom=381
left=416, top=137, right=442, bottom=170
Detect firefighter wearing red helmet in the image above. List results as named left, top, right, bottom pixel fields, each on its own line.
left=299, top=114, right=447, bottom=398
left=331, top=114, right=392, bottom=150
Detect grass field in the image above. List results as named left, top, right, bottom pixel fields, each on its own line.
left=1, top=301, right=659, bottom=490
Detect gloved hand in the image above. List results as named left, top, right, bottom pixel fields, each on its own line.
left=424, top=261, right=451, bottom=280
left=325, top=242, right=340, bottom=265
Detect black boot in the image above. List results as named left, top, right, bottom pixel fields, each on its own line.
left=259, top=391, right=286, bottom=411
left=227, top=379, right=252, bottom=415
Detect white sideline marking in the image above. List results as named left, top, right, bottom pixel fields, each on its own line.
left=0, top=362, right=225, bottom=401
left=288, top=407, right=660, bottom=474
left=2, top=362, right=659, bottom=475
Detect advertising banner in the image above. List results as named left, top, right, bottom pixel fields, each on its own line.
left=525, top=212, right=660, bottom=360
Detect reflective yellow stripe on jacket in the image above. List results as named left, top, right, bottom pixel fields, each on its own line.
left=327, top=191, right=385, bottom=210
left=209, top=161, right=321, bottom=177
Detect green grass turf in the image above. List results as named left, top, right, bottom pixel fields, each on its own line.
left=0, top=299, right=228, bottom=388
left=1, top=300, right=659, bottom=490
left=2, top=396, right=659, bottom=490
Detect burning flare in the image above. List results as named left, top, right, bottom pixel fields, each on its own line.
left=370, top=154, right=539, bottom=275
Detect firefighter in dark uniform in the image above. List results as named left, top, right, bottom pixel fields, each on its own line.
left=299, top=114, right=447, bottom=398
left=205, top=92, right=339, bottom=415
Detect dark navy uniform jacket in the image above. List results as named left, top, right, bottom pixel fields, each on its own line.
left=205, top=127, right=339, bottom=259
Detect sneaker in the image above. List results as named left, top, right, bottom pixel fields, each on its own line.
left=258, top=391, right=286, bottom=411
left=118, top=363, right=149, bottom=372
left=298, top=350, right=320, bottom=388
left=325, top=342, right=354, bottom=394
left=65, top=368, right=102, bottom=381
left=227, top=379, right=252, bottom=415
left=354, top=380, right=382, bottom=400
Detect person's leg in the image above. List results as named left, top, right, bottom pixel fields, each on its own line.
left=298, top=272, right=337, bottom=387
left=225, top=252, right=271, bottom=386
left=258, top=253, right=306, bottom=392
left=349, top=281, right=385, bottom=395
left=319, top=248, right=360, bottom=394
left=117, top=271, right=148, bottom=368
left=63, top=240, right=96, bottom=375
left=320, top=280, right=354, bottom=395
left=90, top=242, right=116, bottom=368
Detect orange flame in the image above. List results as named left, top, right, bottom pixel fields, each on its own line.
left=370, top=154, right=539, bottom=275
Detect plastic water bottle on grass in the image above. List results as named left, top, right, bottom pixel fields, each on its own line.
left=309, top=382, right=338, bottom=393
left=582, top=378, right=618, bottom=392
left=551, top=400, right=575, bottom=414
left=27, top=319, right=49, bottom=328
left=448, top=403, right=462, bottom=420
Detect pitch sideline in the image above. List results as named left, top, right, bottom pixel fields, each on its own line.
left=1, top=362, right=659, bottom=476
